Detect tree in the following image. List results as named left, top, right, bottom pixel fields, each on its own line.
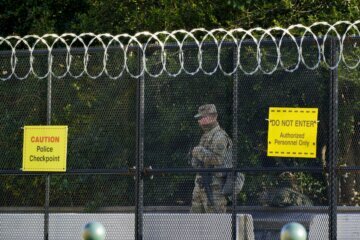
left=1, top=0, right=360, bottom=36
left=0, top=0, right=359, bottom=208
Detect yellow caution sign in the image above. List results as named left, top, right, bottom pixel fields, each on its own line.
left=267, top=107, right=318, bottom=158
left=22, top=126, right=68, bottom=171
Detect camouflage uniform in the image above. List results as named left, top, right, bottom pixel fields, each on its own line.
left=190, top=104, right=230, bottom=213
left=259, top=172, right=313, bottom=207
left=269, top=187, right=313, bottom=207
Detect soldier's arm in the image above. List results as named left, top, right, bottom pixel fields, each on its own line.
left=193, top=132, right=228, bottom=167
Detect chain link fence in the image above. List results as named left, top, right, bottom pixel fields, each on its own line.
left=0, top=23, right=359, bottom=240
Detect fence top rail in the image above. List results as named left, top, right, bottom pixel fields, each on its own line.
left=0, top=206, right=359, bottom=213
left=1, top=166, right=359, bottom=175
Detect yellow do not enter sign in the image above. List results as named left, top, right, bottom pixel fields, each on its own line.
left=267, top=107, right=318, bottom=158
left=22, top=126, right=68, bottom=172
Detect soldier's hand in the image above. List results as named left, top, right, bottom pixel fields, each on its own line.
left=192, top=146, right=204, bottom=160
left=191, top=157, right=199, bottom=168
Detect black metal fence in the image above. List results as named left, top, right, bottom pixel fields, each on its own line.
left=0, top=39, right=359, bottom=240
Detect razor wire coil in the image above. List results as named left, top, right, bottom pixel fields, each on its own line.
left=1, top=20, right=360, bottom=80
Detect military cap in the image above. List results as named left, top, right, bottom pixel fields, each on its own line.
left=194, top=104, right=217, bottom=119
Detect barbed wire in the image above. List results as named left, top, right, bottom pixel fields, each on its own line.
left=0, top=20, right=360, bottom=80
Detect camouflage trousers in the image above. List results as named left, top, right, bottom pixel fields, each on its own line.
left=190, top=177, right=227, bottom=213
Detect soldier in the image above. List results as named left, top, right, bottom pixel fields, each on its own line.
left=190, top=104, right=230, bottom=213
left=259, top=172, right=313, bottom=207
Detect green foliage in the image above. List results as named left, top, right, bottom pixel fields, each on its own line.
left=0, top=0, right=359, bottom=208
left=226, top=0, right=360, bottom=28
left=0, top=0, right=88, bottom=35
left=1, top=0, right=360, bottom=36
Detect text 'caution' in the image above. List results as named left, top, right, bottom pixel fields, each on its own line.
left=22, top=126, right=68, bottom=172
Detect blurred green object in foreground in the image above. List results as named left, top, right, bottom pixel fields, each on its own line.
left=82, top=221, right=106, bottom=240
left=280, top=222, right=307, bottom=240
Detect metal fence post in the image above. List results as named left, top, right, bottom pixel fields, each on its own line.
left=329, top=37, right=339, bottom=240
left=44, top=67, right=52, bottom=240
left=232, top=43, right=239, bottom=240
left=135, top=46, right=145, bottom=240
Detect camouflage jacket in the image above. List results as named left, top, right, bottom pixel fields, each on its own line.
left=192, top=123, right=231, bottom=168
left=260, top=187, right=313, bottom=207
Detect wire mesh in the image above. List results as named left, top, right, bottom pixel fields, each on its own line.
left=0, top=21, right=359, bottom=239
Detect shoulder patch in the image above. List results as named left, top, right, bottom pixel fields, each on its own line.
left=215, top=142, right=226, bottom=151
